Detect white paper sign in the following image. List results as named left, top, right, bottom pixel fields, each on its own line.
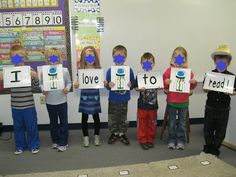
left=41, top=64, right=64, bottom=91
left=78, top=69, right=104, bottom=89
left=3, top=66, right=31, bottom=88
left=169, top=68, right=191, bottom=93
left=111, top=66, right=130, bottom=91
left=203, top=71, right=235, bottom=94
left=137, top=71, right=164, bottom=89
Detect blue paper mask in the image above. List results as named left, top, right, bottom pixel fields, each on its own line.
left=85, top=55, right=96, bottom=64
left=11, top=54, right=24, bottom=65
left=114, top=54, right=125, bottom=64
left=49, top=55, right=59, bottom=64
left=142, top=60, right=153, bottom=71
left=175, top=54, right=185, bottom=66
left=216, top=61, right=227, bottom=71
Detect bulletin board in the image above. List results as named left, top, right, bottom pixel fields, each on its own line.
left=0, top=0, right=71, bottom=93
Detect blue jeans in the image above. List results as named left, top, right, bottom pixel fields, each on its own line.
left=167, top=105, right=187, bottom=144
left=12, top=107, right=40, bottom=151
left=46, top=102, right=68, bottom=146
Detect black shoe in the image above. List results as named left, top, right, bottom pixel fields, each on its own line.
left=140, top=143, right=149, bottom=150
left=119, top=134, right=130, bottom=145
left=108, top=133, right=118, bottom=144
left=146, top=142, right=154, bottom=148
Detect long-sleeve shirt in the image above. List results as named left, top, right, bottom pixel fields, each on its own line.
left=44, top=68, right=72, bottom=105
left=106, top=67, right=135, bottom=103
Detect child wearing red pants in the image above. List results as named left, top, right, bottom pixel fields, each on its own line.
left=135, top=52, right=159, bottom=150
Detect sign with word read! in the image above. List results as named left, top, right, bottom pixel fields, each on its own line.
left=169, top=68, right=191, bottom=93
left=111, top=66, right=130, bottom=91
left=3, top=66, right=31, bottom=88
left=78, top=69, right=104, bottom=89
left=137, top=71, right=163, bottom=89
left=203, top=71, right=235, bottom=94
left=42, top=64, right=64, bottom=91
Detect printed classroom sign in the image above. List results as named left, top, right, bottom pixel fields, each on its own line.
left=3, top=65, right=31, bottom=88
left=41, top=64, right=64, bottom=91
left=111, top=66, right=130, bottom=91
left=169, top=68, right=191, bottom=93
left=203, top=71, right=235, bottom=94
left=78, top=69, right=104, bottom=89
left=137, top=71, right=164, bottom=89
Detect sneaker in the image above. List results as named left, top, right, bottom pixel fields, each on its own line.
left=140, top=143, right=149, bottom=150
left=108, top=133, right=119, bottom=144
left=51, top=143, right=59, bottom=149
left=58, top=145, right=68, bottom=152
left=146, top=142, right=154, bottom=148
left=167, top=143, right=176, bottom=149
left=119, top=134, right=130, bottom=145
left=94, top=135, right=101, bottom=146
left=31, top=148, right=39, bottom=154
left=83, top=136, right=90, bottom=147
left=176, top=143, right=185, bottom=150
left=14, top=149, right=23, bottom=155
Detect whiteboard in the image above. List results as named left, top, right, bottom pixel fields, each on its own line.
left=69, top=0, right=236, bottom=82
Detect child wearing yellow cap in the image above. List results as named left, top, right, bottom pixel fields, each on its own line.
left=202, top=45, right=236, bottom=157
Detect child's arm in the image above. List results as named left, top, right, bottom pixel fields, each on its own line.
left=163, top=67, right=171, bottom=90
left=128, top=68, right=135, bottom=90
left=63, top=68, right=72, bottom=94
left=31, top=69, right=41, bottom=92
left=105, top=68, right=114, bottom=89
left=189, top=71, right=197, bottom=90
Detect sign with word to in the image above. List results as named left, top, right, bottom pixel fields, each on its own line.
left=41, top=64, right=64, bottom=91
left=78, top=69, right=104, bottom=89
left=203, top=71, right=235, bottom=94
left=3, top=65, right=31, bottom=88
left=137, top=71, right=163, bottom=89
left=169, top=68, right=191, bottom=93
left=111, top=66, right=130, bottom=91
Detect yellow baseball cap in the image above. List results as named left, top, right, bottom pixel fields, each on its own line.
left=211, top=44, right=232, bottom=60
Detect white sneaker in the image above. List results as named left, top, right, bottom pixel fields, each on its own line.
left=14, top=149, right=23, bottom=155
left=83, top=136, right=89, bottom=147
left=94, top=135, right=101, bottom=146
left=31, top=148, right=39, bottom=154
left=51, top=143, right=59, bottom=149
left=176, top=143, right=185, bottom=150
left=58, top=145, right=68, bottom=152
left=167, top=143, right=176, bottom=149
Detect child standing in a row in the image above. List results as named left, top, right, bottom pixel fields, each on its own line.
left=163, top=47, right=197, bottom=150
left=106, top=45, right=135, bottom=145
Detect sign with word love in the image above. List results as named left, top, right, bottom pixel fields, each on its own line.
left=203, top=71, right=235, bottom=94
left=111, top=66, right=130, bottom=91
left=78, top=69, right=104, bottom=89
left=41, top=64, right=64, bottom=91
left=169, top=68, right=191, bottom=93
left=3, top=66, right=31, bottom=88
left=137, top=71, right=164, bottom=89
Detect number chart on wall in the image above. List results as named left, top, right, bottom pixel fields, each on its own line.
left=0, top=0, right=70, bottom=93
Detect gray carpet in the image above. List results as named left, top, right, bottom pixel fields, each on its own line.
left=0, top=125, right=236, bottom=176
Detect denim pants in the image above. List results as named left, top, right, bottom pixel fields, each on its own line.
left=167, top=105, right=187, bottom=144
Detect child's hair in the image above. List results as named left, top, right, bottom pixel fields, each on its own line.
left=112, top=45, right=127, bottom=57
left=80, top=46, right=101, bottom=69
left=46, top=47, right=62, bottom=63
left=141, top=52, right=155, bottom=64
left=10, top=45, right=26, bottom=57
left=170, top=46, right=188, bottom=66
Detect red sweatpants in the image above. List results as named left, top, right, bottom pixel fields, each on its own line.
left=137, top=109, right=157, bottom=144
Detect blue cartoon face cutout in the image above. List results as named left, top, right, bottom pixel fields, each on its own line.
left=11, top=54, right=24, bottom=65
left=216, top=61, right=227, bottom=72
left=85, top=55, right=96, bottom=64
left=49, top=55, right=59, bottom=64
left=114, top=54, right=125, bottom=64
left=142, top=60, right=153, bottom=71
left=175, top=54, right=185, bottom=66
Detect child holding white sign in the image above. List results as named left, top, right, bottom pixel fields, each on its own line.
left=135, top=52, right=159, bottom=150
left=7, top=45, right=40, bottom=155
left=42, top=48, right=72, bottom=152
left=106, top=45, right=135, bottom=145
left=163, top=47, right=197, bottom=150
left=202, top=45, right=236, bottom=157
left=74, top=46, right=102, bottom=147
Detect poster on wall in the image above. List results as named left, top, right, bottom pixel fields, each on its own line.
left=0, top=0, right=71, bottom=94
